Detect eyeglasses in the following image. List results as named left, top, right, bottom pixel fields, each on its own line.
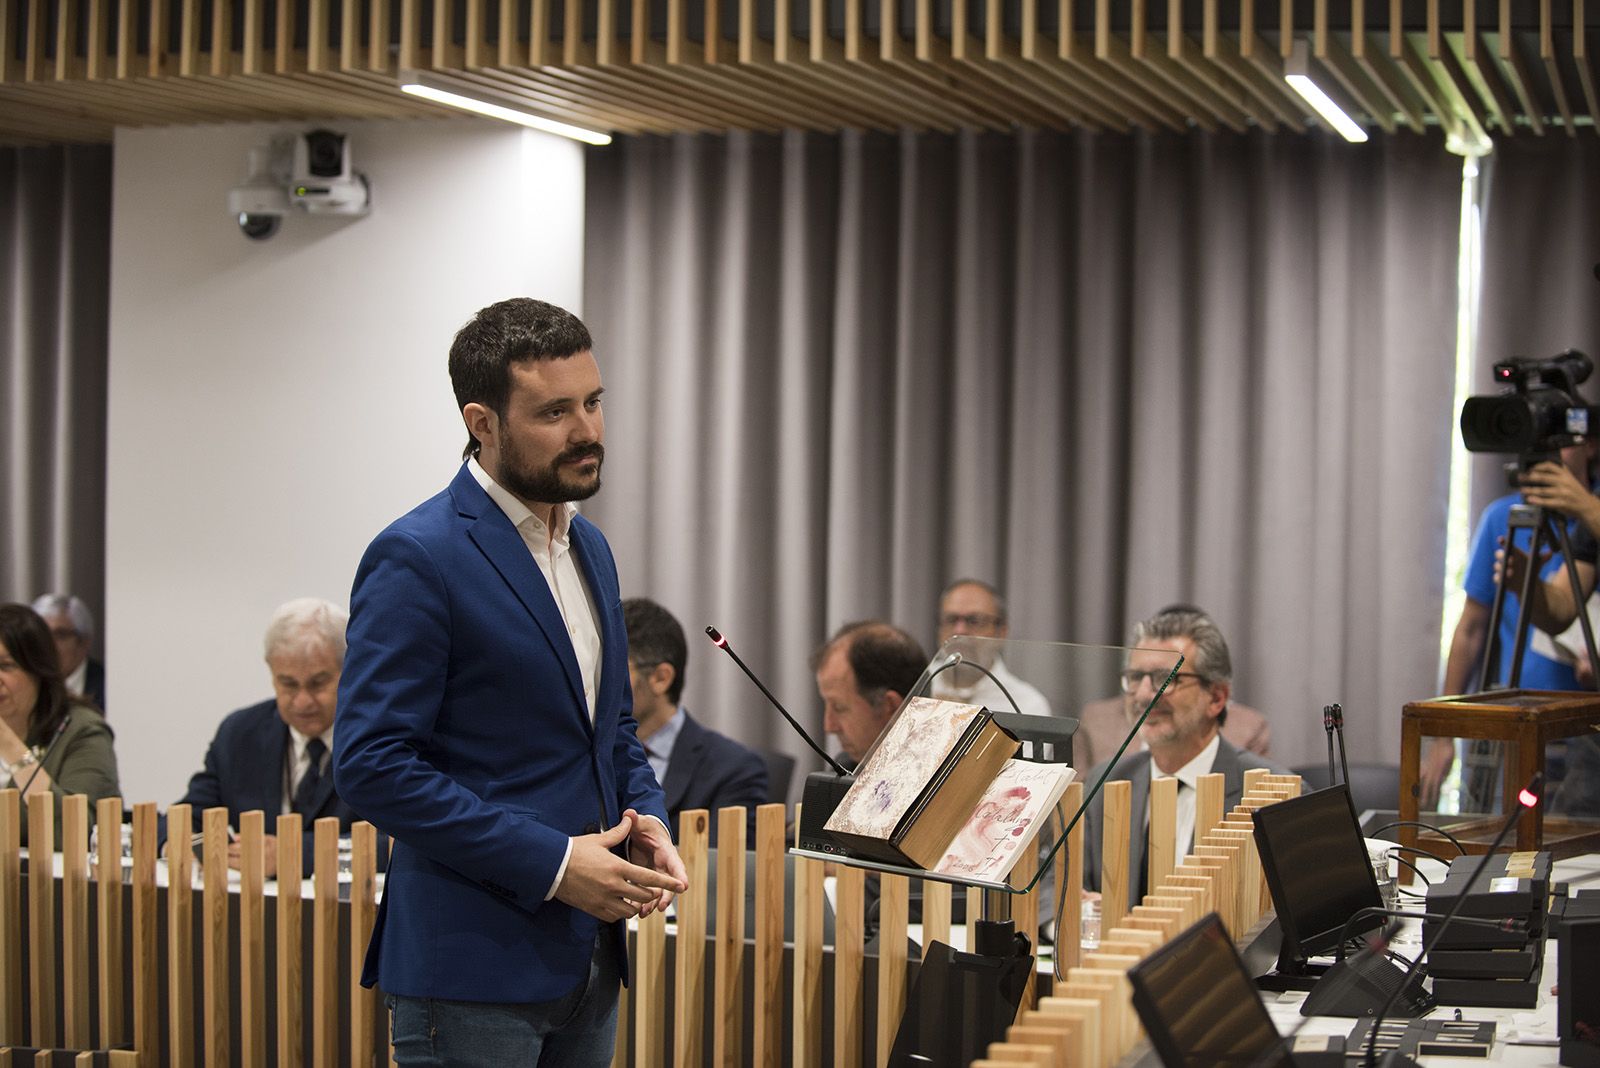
left=939, top=612, right=1003, bottom=630
left=1119, top=669, right=1206, bottom=694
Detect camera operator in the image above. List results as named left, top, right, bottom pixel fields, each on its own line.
left=1424, top=439, right=1600, bottom=807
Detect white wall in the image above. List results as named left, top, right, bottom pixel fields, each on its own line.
left=106, top=118, right=585, bottom=804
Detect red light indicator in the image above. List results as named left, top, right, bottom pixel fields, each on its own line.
left=1518, top=787, right=1539, bottom=808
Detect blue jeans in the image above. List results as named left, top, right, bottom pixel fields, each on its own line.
left=388, top=929, right=621, bottom=1067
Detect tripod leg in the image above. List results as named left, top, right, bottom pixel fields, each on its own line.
left=1506, top=512, right=1553, bottom=689
left=1548, top=518, right=1600, bottom=684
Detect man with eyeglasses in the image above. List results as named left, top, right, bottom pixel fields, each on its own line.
left=31, top=594, right=105, bottom=713
left=927, top=579, right=1053, bottom=720
left=1079, top=607, right=1285, bottom=894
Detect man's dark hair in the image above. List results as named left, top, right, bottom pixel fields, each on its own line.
left=623, top=597, right=688, bottom=705
left=1133, top=604, right=1234, bottom=727
left=938, top=577, right=1008, bottom=624
left=0, top=604, right=72, bottom=743
left=448, top=298, right=593, bottom=459
left=811, top=620, right=927, bottom=704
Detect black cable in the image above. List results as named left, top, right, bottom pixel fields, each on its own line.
left=1388, top=853, right=1433, bottom=891
left=925, top=657, right=1024, bottom=717
left=1367, top=820, right=1468, bottom=856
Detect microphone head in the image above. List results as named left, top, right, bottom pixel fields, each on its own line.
left=705, top=626, right=726, bottom=647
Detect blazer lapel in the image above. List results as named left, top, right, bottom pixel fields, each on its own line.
left=453, top=467, right=591, bottom=723
left=660, top=716, right=705, bottom=811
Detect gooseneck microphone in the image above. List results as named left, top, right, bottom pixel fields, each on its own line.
left=17, top=716, right=72, bottom=796
left=1360, top=773, right=1545, bottom=1068
left=705, top=626, right=846, bottom=775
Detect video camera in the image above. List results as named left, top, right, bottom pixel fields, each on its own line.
left=1460, top=350, right=1598, bottom=457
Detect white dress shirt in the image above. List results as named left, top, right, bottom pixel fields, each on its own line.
left=1150, top=732, right=1222, bottom=860
left=469, top=458, right=664, bottom=901
left=283, top=724, right=333, bottom=814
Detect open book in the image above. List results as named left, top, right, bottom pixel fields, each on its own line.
left=932, top=759, right=1076, bottom=882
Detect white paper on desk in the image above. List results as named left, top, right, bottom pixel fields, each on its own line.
left=1503, top=1002, right=1561, bottom=1045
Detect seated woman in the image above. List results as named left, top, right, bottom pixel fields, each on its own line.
left=0, top=603, right=121, bottom=848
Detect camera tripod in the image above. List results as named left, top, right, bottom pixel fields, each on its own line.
left=1463, top=502, right=1600, bottom=809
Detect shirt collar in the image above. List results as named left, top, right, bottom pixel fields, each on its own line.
left=643, top=706, right=687, bottom=763
left=64, top=659, right=88, bottom=697
left=467, top=456, right=577, bottom=546
left=287, top=723, right=332, bottom=761
left=1154, top=731, right=1221, bottom=790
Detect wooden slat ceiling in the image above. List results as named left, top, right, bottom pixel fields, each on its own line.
left=2, top=0, right=1597, bottom=145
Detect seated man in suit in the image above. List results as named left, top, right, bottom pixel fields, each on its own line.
left=624, top=597, right=767, bottom=845
left=1081, top=606, right=1287, bottom=895
left=173, top=597, right=362, bottom=875
left=811, top=620, right=927, bottom=769
left=32, top=593, right=105, bottom=713
left=1074, top=603, right=1272, bottom=768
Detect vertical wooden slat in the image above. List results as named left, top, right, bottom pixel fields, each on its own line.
left=131, top=802, right=160, bottom=1067
left=202, top=808, right=230, bottom=1068
left=1010, top=839, right=1039, bottom=1018
left=273, top=0, right=296, bottom=74
left=178, top=0, right=200, bottom=74
left=875, top=873, right=909, bottom=1067
left=1147, top=776, right=1177, bottom=893
left=370, top=0, right=391, bottom=69
left=241, top=0, right=267, bottom=89
left=61, top=795, right=91, bottom=1048
left=276, top=813, right=304, bottom=1068
left=349, top=822, right=377, bottom=1068
left=833, top=864, right=865, bottom=1068
left=312, top=818, right=339, bottom=1068
left=340, top=0, right=360, bottom=69
left=1099, top=780, right=1131, bottom=931
left=1195, top=772, right=1224, bottom=843
left=712, top=808, right=744, bottom=1067
left=611, top=982, right=629, bottom=1068
left=921, top=879, right=951, bottom=956
left=115, top=0, right=136, bottom=76
left=0, top=791, right=24, bottom=1041
left=0, top=0, right=17, bottom=81
left=53, top=0, right=81, bottom=80
left=239, top=811, right=266, bottom=1068
left=95, top=796, right=125, bottom=1047
left=464, top=0, right=487, bottom=65
left=24, top=0, right=45, bottom=81
left=792, top=811, right=823, bottom=1068
left=167, top=802, right=195, bottom=1068
left=1057, top=783, right=1083, bottom=972
left=752, top=804, right=785, bottom=1067
left=27, top=799, right=56, bottom=1046
left=673, top=809, right=708, bottom=1068
left=307, top=0, right=329, bottom=70
left=210, top=0, right=232, bottom=74
left=634, top=903, right=667, bottom=1068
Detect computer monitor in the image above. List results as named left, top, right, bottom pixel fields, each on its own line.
left=1252, top=784, right=1384, bottom=984
left=1129, top=912, right=1291, bottom=1068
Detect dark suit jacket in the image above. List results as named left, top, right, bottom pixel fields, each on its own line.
left=334, top=463, right=669, bottom=1003
left=172, top=698, right=354, bottom=872
left=1081, top=736, right=1286, bottom=894
left=660, top=711, right=768, bottom=846
left=83, top=658, right=106, bottom=714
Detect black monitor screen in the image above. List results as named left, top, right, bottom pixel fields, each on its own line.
left=1129, top=912, right=1290, bottom=1068
left=1252, top=784, right=1383, bottom=968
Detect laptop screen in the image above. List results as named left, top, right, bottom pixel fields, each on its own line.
left=1129, top=913, right=1290, bottom=1068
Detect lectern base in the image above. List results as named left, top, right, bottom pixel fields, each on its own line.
left=887, top=924, right=1033, bottom=1068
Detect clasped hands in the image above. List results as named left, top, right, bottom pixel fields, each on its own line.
left=555, top=808, right=688, bottom=924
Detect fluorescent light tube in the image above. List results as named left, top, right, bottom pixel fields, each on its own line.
left=399, top=72, right=613, bottom=146
left=1283, top=42, right=1368, bottom=144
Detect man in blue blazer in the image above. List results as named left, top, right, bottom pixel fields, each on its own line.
left=172, top=598, right=355, bottom=875
left=334, top=298, right=686, bottom=1067
left=623, top=597, right=768, bottom=844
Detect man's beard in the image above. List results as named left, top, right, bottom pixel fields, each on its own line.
left=500, top=440, right=605, bottom=503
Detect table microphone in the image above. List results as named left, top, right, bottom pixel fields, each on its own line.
left=1358, top=772, right=1544, bottom=1068
left=17, top=716, right=72, bottom=796
left=705, top=626, right=855, bottom=855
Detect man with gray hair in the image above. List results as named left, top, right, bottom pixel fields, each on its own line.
left=1079, top=607, right=1285, bottom=894
left=171, top=597, right=358, bottom=875
left=32, top=594, right=105, bottom=711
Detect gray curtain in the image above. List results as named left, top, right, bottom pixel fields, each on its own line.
left=583, top=128, right=1462, bottom=778
left=1, top=145, right=113, bottom=645
left=1472, top=138, right=1600, bottom=520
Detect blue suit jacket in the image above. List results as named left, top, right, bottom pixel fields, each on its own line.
left=659, top=711, right=768, bottom=846
left=168, top=699, right=355, bottom=872
left=333, top=464, right=669, bottom=1003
